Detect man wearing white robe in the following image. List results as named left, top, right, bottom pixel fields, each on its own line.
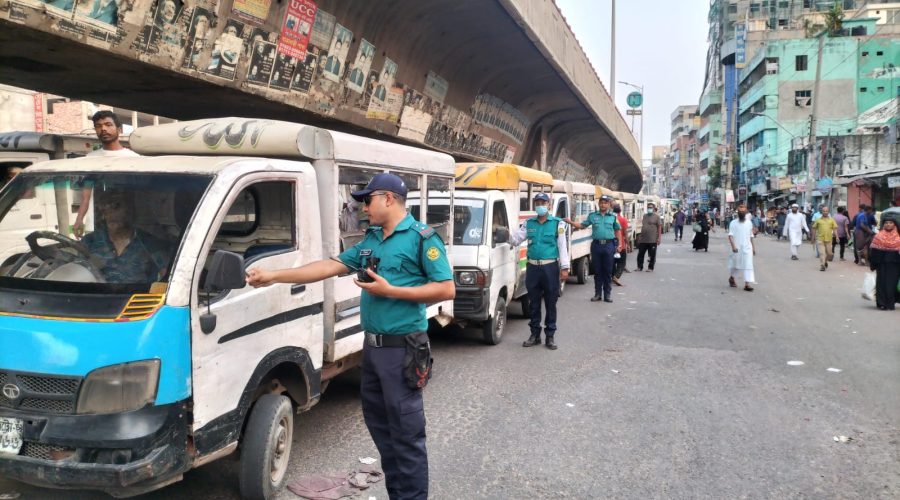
left=782, top=203, right=809, bottom=260
left=728, top=203, right=756, bottom=291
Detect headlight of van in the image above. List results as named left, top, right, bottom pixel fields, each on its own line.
left=77, top=360, right=160, bottom=414
left=455, top=270, right=488, bottom=287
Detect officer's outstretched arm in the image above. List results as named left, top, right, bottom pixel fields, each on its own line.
left=247, top=259, right=348, bottom=288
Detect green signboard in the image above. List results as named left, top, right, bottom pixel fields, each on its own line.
left=626, top=91, right=643, bottom=108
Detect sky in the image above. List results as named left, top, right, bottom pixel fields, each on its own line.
left=555, top=0, right=710, bottom=164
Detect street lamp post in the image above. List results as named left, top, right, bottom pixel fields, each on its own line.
left=618, top=80, right=644, bottom=157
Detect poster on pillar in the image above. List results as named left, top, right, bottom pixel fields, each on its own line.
left=204, top=19, right=246, bottom=81
left=289, top=46, right=321, bottom=93
left=246, top=40, right=276, bottom=85
left=366, top=58, right=400, bottom=121
left=346, top=39, right=375, bottom=93
left=398, top=89, right=438, bottom=142
left=269, top=53, right=298, bottom=90
left=181, top=7, right=215, bottom=70
left=423, top=71, right=449, bottom=104
left=321, top=24, right=352, bottom=83
left=232, top=0, right=271, bottom=25
left=145, top=0, right=188, bottom=57
left=278, top=0, right=316, bottom=60
left=309, top=9, right=336, bottom=49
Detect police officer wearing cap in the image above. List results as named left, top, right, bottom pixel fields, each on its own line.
left=247, top=172, right=454, bottom=500
left=509, top=192, right=569, bottom=349
left=566, top=195, right=623, bottom=302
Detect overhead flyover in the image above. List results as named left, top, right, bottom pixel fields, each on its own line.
left=0, top=0, right=642, bottom=192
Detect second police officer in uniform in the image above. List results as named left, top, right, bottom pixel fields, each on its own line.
left=566, top=195, right=623, bottom=303
left=509, top=192, right=569, bottom=350
left=247, top=173, right=454, bottom=500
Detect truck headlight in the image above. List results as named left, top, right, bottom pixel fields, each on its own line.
left=77, top=360, right=160, bottom=414
left=455, top=270, right=488, bottom=287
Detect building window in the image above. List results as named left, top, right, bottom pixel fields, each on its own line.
left=861, top=51, right=869, bottom=57
left=860, top=87, right=868, bottom=92
left=794, top=90, right=812, bottom=107
left=728, top=4, right=738, bottom=13
left=795, top=55, right=808, bottom=71
left=803, top=0, right=811, bottom=8
left=877, top=86, right=885, bottom=93
left=876, top=51, right=884, bottom=56
left=779, top=0, right=789, bottom=7
left=778, top=19, right=788, bottom=27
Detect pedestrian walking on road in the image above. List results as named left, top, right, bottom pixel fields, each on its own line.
left=728, top=203, right=756, bottom=291
left=854, top=206, right=875, bottom=266
left=868, top=213, right=900, bottom=310
left=832, top=207, right=850, bottom=261
left=673, top=207, right=686, bottom=241
left=812, top=206, right=838, bottom=271
left=567, top=195, right=622, bottom=302
left=776, top=207, right=787, bottom=241
left=783, top=204, right=809, bottom=260
left=247, top=173, right=455, bottom=500
left=635, top=202, right=662, bottom=271
left=510, top=192, right=569, bottom=349
left=612, top=205, right=629, bottom=285
left=692, top=210, right=710, bottom=252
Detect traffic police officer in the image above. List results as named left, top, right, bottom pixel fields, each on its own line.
left=509, top=192, right=569, bottom=350
left=566, top=195, right=623, bottom=303
left=247, top=173, right=455, bottom=500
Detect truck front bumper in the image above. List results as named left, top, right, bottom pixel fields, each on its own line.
left=452, top=287, right=490, bottom=321
left=0, top=402, right=189, bottom=498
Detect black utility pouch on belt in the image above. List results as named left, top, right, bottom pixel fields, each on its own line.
left=403, top=332, right=433, bottom=389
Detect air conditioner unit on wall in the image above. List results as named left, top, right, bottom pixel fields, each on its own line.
left=795, top=97, right=811, bottom=107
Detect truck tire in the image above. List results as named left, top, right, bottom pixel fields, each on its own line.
left=481, top=297, right=507, bottom=345
left=519, top=293, right=531, bottom=318
left=575, top=257, right=589, bottom=284
left=239, top=394, right=294, bottom=500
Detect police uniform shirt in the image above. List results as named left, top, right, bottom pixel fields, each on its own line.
left=509, top=216, right=570, bottom=269
left=338, top=213, right=453, bottom=335
left=578, top=210, right=620, bottom=241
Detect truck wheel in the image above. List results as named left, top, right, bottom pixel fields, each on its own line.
left=482, top=297, right=507, bottom=345
left=575, top=257, right=589, bottom=284
left=239, top=394, right=293, bottom=500
left=519, top=293, right=531, bottom=318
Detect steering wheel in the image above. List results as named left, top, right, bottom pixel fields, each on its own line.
left=26, top=231, right=93, bottom=264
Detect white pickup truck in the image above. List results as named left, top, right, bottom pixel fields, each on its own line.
left=0, top=118, right=454, bottom=499
left=410, top=163, right=552, bottom=344
left=552, top=180, right=600, bottom=291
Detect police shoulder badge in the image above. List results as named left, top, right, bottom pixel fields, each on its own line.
left=426, top=247, right=440, bottom=261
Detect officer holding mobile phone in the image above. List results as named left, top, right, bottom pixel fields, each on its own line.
left=247, top=173, right=454, bottom=500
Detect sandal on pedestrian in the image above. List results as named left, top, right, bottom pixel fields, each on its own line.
left=729, top=277, right=737, bottom=288
left=743, top=285, right=754, bottom=292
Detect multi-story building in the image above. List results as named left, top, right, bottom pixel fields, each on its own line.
left=702, top=0, right=900, bottom=210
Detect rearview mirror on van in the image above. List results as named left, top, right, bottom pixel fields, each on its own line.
left=492, top=227, right=510, bottom=246
left=205, top=250, right=247, bottom=291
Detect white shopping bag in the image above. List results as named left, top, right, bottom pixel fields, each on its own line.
left=861, top=271, right=876, bottom=301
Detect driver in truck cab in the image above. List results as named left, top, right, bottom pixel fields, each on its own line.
left=81, top=188, right=170, bottom=283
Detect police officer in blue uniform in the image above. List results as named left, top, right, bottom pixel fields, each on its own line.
left=509, top=192, right=570, bottom=350
left=566, top=195, right=623, bottom=303
left=247, top=173, right=455, bottom=500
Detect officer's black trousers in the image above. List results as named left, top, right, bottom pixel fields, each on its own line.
left=591, top=240, right=615, bottom=298
left=525, top=261, right=559, bottom=338
left=361, top=342, right=428, bottom=500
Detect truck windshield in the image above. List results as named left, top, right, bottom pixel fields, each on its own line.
left=0, top=172, right=212, bottom=294
left=410, top=198, right=485, bottom=246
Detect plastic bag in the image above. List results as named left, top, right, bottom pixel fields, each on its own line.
left=861, top=271, right=876, bottom=301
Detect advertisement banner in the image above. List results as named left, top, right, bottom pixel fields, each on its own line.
left=278, top=0, right=317, bottom=60
left=346, top=39, right=375, bottom=93
left=32, top=93, right=43, bottom=132
left=232, top=0, right=272, bottom=25
left=424, top=71, right=449, bottom=104
left=735, top=22, right=747, bottom=69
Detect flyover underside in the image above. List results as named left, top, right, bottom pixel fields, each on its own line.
left=0, top=0, right=641, bottom=192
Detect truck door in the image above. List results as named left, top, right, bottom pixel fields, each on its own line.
left=489, top=199, right=515, bottom=299
left=189, top=173, right=325, bottom=433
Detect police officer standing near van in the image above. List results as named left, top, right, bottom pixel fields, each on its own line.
left=247, top=173, right=454, bottom=500
left=509, top=192, right=569, bottom=350
left=566, top=195, right=623, bottom=303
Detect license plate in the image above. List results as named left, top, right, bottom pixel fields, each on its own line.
left=0, top=417, right=24, bottom=455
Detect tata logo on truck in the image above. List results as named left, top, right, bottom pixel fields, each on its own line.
left=1, top=384, right=20, bottom=401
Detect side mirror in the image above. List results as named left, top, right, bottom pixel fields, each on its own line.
left=205, top=250, right=247, bottom=291
left=492, top=227, right=509, bottom=246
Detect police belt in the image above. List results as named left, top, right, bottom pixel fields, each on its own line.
left=527, top=259, right=557, bottom=266
left=365, top=332, right=414, bottom=348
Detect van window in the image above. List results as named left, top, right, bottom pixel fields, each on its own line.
left=491, top=200, right=509, bottom=247
left=221, top=190, right=257, bottom=235
left=410, top=198, right=484, bottom=246
left=338, top=166, right=382, bottom=250
left=422, top=176, right=452, bottom=243
left=555, top=198, right=568, bottom=219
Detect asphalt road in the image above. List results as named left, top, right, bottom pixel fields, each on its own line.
left=3, top=229, right=899, bottom=499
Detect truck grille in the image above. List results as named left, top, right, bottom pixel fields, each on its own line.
left=453, top=295, right=483, bottom=314
left=0, top=370, right=81, bottom=415
left=21, top=441, right=75, bottom=461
